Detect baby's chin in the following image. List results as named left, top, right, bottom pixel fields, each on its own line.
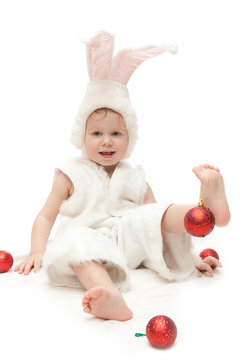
left=90, top=156, right=118, bottom=166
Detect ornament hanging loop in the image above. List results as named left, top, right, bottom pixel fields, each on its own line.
left=199, top=198, right=204, bottom=207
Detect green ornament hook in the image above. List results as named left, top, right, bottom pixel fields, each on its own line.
left=135, top=333, right=146, bottom=337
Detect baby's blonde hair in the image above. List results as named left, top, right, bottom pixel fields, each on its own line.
left=87, top=108, right=127, bottom=133
left=88, top=107, right=122, bottom=121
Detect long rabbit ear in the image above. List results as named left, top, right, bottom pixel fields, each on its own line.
left=86, top=32, right=114, bottom=80
left=110, top=44, right=177, bottom=85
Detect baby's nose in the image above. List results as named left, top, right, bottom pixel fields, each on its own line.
left=102, top=135, right=112, bottom=146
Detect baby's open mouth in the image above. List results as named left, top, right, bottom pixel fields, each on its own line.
left=99, top=151, right=115, bottom=158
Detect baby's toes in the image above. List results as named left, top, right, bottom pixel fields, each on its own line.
left=82, top=292, right=90, bottom=304
left=83, top=304, right=91, bottom=313
left=192, top=164, right=204, bottom=177
left=82, top=295, right=91, bottom=313
left=203, top=163, right=213, bottom=169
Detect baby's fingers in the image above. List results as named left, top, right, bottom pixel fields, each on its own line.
left=33, top=258, right=42, bottom=273
left=197, top=263, right=214, bottom=277
left=23, top=262, right=34, bottom=275
left=204, top=256, right=222, bottom=268
left=196, top=268, right=203, bottom=277
left=14, top=264, right=20, bottom=271
left=15, top=261, right=33, bottom=275
left=15, top=262, right=26, bottom=274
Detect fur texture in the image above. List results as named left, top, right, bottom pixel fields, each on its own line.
left=44, top=226, right=131, bottom=290
left=43, top=158, right=195, bottom=289
left=70, top=31, right=177, bottom=158
left=119, top=203, right=195, bottom=281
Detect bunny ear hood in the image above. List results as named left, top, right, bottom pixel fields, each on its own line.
left=71, top=32, right=177, bottom=158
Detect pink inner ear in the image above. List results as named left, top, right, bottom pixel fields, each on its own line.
left=87, top=33, right=114, bottom=80
left=110, top=47, right=167, bottom=85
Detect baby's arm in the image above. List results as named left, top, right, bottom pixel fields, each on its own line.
left=14, top=171, right=73, bottom=275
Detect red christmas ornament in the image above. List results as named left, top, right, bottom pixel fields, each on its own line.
left=0, top=250, right=14, bottom=273
left=146, top=315, right=177, bottom=348
left=184, top=200, right=215, bottom=237
left=199, top=248, right=219, bottom=269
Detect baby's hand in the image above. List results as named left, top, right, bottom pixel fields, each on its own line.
left=195, top=256, right=222, bottom=277
left=14, top=253, right=43, bottom=275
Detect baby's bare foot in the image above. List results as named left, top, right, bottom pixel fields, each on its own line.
left=192, top=164, right=230, bottom=227
left=82, top=286, right=133, bottom=321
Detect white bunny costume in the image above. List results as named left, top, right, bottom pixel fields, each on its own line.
left=71, top=31, right=177, bottom=158
left=43, top=32, right=195, bottom=289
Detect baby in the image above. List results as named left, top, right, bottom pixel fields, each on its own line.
left=15, top=33, right=230, bottom=322
left=15, top=107, right=230, bottom=321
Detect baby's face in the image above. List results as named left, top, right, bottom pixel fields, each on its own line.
left=85, top=109, right=128, bottom=170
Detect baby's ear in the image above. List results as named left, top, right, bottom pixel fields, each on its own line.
left=86, top=32, right=114, bottom=80
left=110, top=44, right=177, bottom=85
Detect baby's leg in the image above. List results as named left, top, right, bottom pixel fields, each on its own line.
left=161, top=204, right=194, bottom=233
left=162, top=164, right=230, bottom=233
left=73, top=261, right=132, bottom=321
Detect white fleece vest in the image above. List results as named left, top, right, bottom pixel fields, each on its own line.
left=55, top=157, right=147, bottom=228
left=44, top=157, right=195, bottom=288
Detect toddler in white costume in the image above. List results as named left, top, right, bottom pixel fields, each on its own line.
left=15, top=32, right=230, bottom=321
left=46, top=157, right=193, bottom=289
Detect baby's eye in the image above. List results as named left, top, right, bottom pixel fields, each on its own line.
left=93, top=131, right=102, bottom=136
left=112, top=131, right=121, bottom=136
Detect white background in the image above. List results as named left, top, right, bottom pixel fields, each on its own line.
left=0, top=0, right=239, bottom=358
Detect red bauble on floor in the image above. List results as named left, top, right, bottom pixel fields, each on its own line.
left=199, top=248, right=219, bottom=269
left=146, top=315, right=177, bottom=348
left=0, top=250, right=14, bottom=273
left=184, top=205, right=215, bottom=237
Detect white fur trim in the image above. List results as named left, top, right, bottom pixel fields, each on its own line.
left=43, top=226, right=131, bottom=290
left=118, top=203, right=195, bottom=281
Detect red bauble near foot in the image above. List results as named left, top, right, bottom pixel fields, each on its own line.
left=0, top=250, right=14, bottom=273
left=184, top=201, right=215, bottom=237
left=146, top=315, right=177, bottom=348
left=199, top=248, right=219, bottom=269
